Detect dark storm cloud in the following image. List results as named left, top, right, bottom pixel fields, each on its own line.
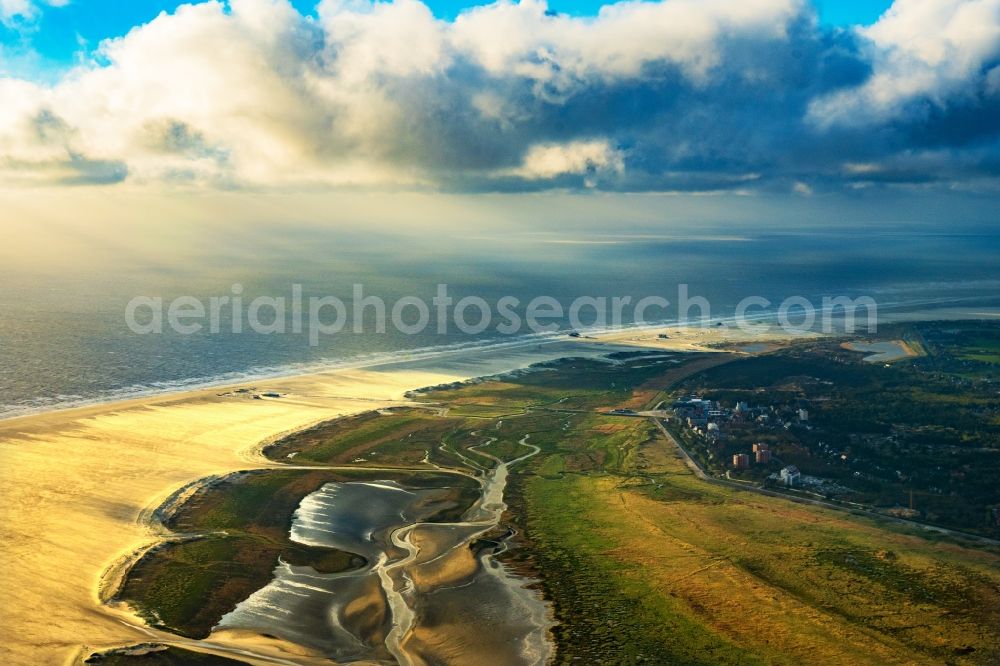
left=1, top=0, right=998, bottom=192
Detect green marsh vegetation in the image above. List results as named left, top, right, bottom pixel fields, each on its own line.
left=418, top=350, right=1000, bottom=664
left=119, top=466, right=478, bottom=638
left=86, top=645, right=249, bottom=665
left=120, top=343, right=1000, bottom=663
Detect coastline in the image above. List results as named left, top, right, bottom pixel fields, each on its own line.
left=5, top=302, right=997, bottom=424
left=0, top=334, right=574, bottom=423
left=1, top=312, right=993, bottom=664
left=0, top=337, right=640, bottom=665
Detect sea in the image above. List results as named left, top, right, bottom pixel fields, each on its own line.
left=1, top=223, right=998, bottom=419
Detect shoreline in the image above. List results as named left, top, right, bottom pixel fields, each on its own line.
left=0, top=337, right=641, bottom=665
left=0, top=321, right=750, bottom=427
left=1, top=312, right=993, bottom=664
left=8, top=298, right=997, bottom=424
left=0, top=333, right=573, bottom=424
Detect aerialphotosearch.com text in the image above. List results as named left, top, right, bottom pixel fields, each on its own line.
left=125, top=283, right=878, bottom=346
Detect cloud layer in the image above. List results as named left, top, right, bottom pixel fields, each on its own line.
left=1, top=0, right=999, bottom=192
left=0, top=0, right=65, bottom=25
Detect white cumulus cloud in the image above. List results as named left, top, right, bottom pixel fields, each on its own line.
left=0, top=0, right=67, bottom=25
left=509, top=140, right=625, bottom=181
left=0, top=0, right=998, bottom=192
left=809, top=0, right=1000, bottom=127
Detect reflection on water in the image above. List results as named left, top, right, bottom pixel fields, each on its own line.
left=6, top=224, right=999, bottom=419
left=218, top=561, right=389, bottom=662
left=216, top=480, right=428, bottom=663
left=291, top=481, right=418, bottom=560
left=844, top=341, right=911, bottom=362
left=402, top=522, right=552, bottom=665
left=215, top=467, right=553, bottom=665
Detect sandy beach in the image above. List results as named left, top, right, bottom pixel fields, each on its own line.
left=0, top=335, right=672, bottom=665
left=0, top=323, right=831, bottom=665
left=589, top=321, right=821, bottom=352
left=0, top=372, right=402, bottom=664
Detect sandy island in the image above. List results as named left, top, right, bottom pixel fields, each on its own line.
left=0, top=324, right=813, bottom=665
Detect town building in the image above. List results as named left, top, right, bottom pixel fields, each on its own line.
left=756, top=449, right=772, bottom=464
left=780, top=465, right=801, bottom=487
left=733, top=453, right=751, bottom=470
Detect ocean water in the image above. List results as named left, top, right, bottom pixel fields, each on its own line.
left=1, top=224, right=998, bottom=418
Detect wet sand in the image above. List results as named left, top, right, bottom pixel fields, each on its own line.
left=395, top=436, right=552, bottom=666
left=215, top=479, right=465, bottom=664
left=842, top=340, right=920, bottom=363
left=219, top=438, right=551, bottom=666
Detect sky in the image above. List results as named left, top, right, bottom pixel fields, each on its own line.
left=3, top=0, right=895, bottom=74
left=0, top=0, right=998, bottom=201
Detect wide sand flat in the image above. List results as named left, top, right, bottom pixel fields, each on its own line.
left=0, top=378, right=397, bottom=664
left=0, top=341, right=616, bottom=665
left=591, top=322, right=820, bottom=352
left=0, top=328, right=793, bottom=665
left=0, top=345, right=565, bottom=666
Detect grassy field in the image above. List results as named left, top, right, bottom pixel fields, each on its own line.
left=118, top=349, right=1000, bottom=664
left=521, top=443, right=1000, bottom=664
left=931, top=326, right=1000, bottom=366
left=264, top=408, right=464, bottom=466
left=419, top=352, right=1000, bottom=664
